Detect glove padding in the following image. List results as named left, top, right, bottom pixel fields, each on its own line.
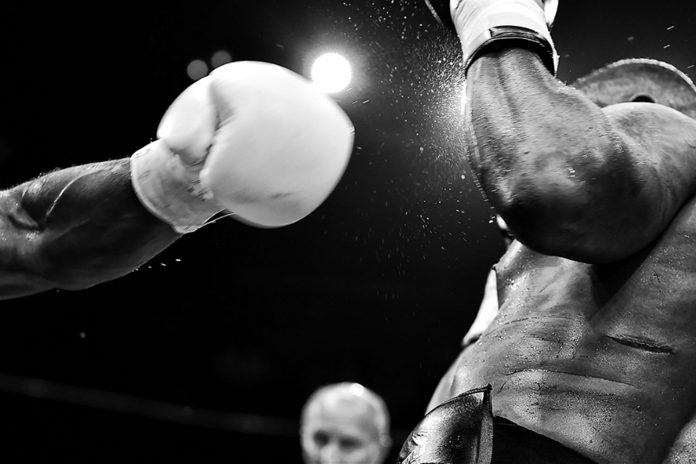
left=131, top=61, right=355, bottom=233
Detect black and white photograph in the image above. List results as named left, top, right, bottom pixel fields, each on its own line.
left=0, top=1, right=695, bottom=462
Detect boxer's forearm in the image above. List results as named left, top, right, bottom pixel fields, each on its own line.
left=0, top=158, right=180, bottom=298
left=464, top=48, right=696, bottom=263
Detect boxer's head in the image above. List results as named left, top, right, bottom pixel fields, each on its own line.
left=572, top=58, right=696, bottom=120
left=300, top=382, right=391, bottom=464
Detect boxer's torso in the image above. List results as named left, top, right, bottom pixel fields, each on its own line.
left=433, top=195, right=696, bottom=464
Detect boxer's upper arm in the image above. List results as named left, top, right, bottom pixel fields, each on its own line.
left=591, top=102, right=696, bottom=259
left=492, top=101, right=696, bottom=263
left=466, top=50, right=696, bottom=263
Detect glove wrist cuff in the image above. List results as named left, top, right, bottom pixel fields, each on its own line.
left=465, top=26, right=558, bottom=74
left=452, top=0, right=558, bottom=75
left=130, top=140, right=223, bottom=234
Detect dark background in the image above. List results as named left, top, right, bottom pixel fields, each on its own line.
left=0, top=1, right=693, bottom=462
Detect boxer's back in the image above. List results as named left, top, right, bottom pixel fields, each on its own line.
left=445, top=195, right=696, bottom=463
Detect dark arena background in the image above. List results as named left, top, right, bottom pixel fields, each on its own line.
left=0, top=1, right=694, bottom=462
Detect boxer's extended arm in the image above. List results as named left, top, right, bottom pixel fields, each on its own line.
left=464, top=48, right=696, bottom=263
left=0, top=61, right=352, bottom=299
left=0, top=159, right=179, bottom=299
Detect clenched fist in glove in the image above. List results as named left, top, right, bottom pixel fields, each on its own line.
left=131, top=61, right=354, bottom=233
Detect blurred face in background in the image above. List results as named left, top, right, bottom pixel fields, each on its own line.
left=301, top=388, right=388, bottom=464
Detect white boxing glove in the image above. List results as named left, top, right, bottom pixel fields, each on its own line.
left=131, top=61, right=354, bottom=233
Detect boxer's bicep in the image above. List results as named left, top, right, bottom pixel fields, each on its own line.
left=478, top=99, right=696, bottom=263
left=465, top=49, right=696, bottom=263
left=601, top=102, right=696, bottom=248
left=533, top=101, right=696, bottom=263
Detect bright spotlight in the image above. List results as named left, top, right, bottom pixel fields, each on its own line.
left=311, top=53, right=352, bottom=94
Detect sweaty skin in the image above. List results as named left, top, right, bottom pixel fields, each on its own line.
left=428, top=48, right=696, bottom=464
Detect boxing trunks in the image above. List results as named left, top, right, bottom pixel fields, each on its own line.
left=397, top=385, right=596, bottom=464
